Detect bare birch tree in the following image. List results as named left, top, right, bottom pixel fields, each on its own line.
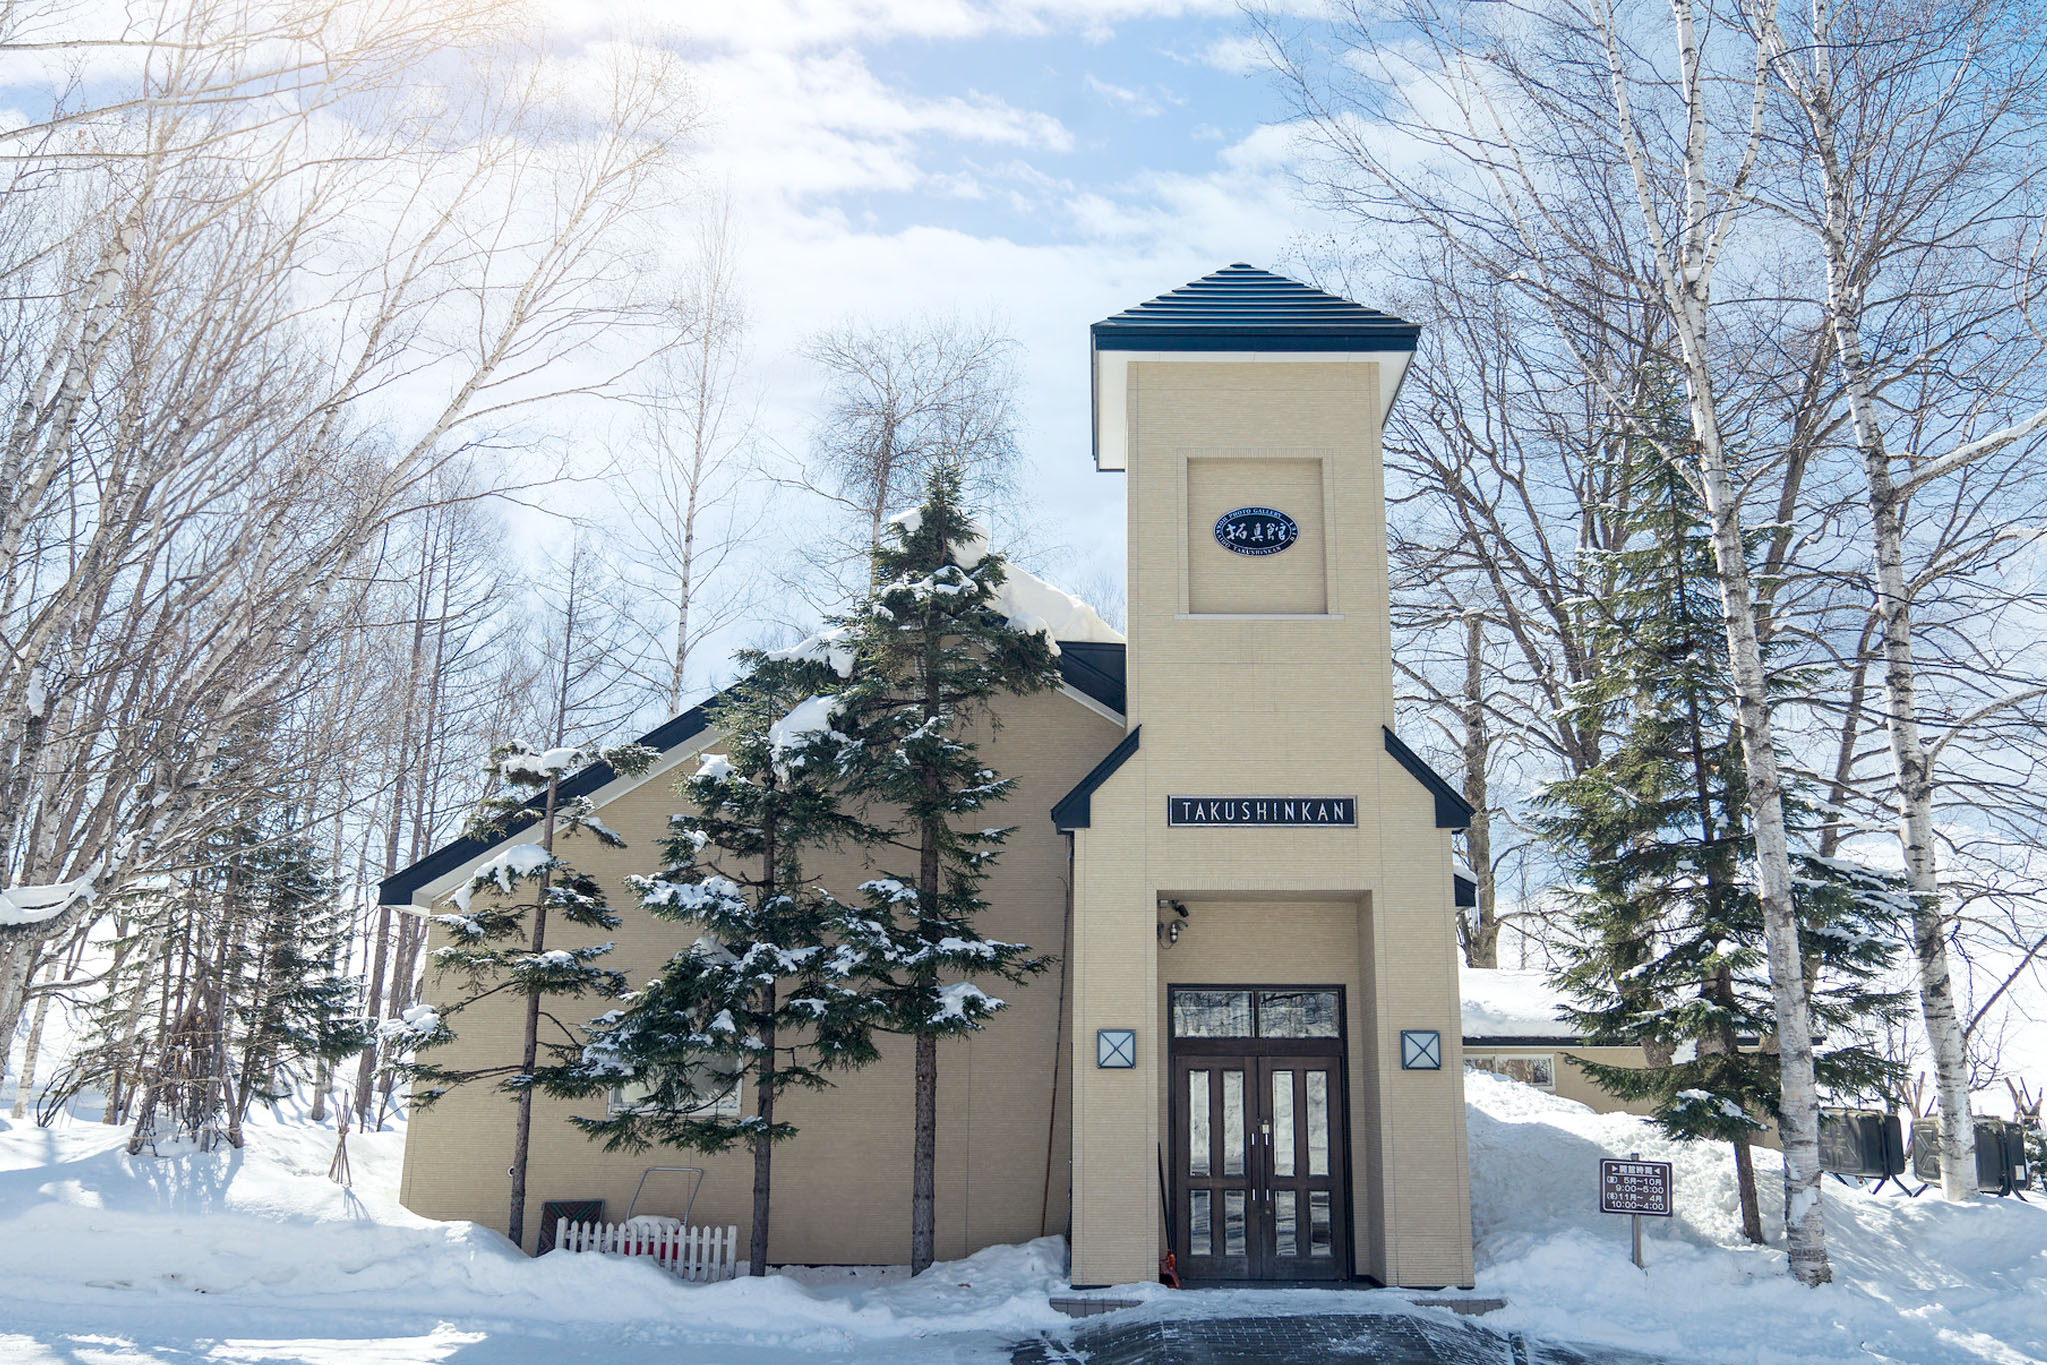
left=614, top=198, right=764, bottom=716
left=789, top=315, right=1023, bottom=592
left=1746, top=0, right=2047, bottom=1200
left=0, top=12, right=698, bottom=1072
left=1267, top=0, right=1840, bottom=1282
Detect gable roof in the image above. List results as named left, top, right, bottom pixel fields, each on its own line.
left=378, top=644, right=1129, bottom=907
left=1050, top=725, right=1140, bottom=832
left=1383, top=727, right=1475, bottom=830
left=1090, top=263, right=1420, bottom=353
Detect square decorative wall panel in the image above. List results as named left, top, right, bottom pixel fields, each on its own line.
left=1096, top=1028, right=1137, bottom=1069
left=1400, top=1029, right=1442, bottom=1071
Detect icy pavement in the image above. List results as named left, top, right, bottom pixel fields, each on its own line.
left=1011, top=1310, right=1680, bottom=1364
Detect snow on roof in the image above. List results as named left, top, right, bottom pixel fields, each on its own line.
left=1461, top=965, right=1579, bottom=1041
left=994, top=563, right=1123, bottom=652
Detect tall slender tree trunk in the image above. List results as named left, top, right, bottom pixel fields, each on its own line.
left=1731, top=1132, right=1763, bottom=1245
left=1692, top=412, right=1831, bottom=1284
left=1460, top=612, right=1498, bottom=967
left=507, top=776, right=560, bottom=1254
left=9, top=958, right=58, bottom=1118
left=750, top=1000, right=776, bottom=1278
left=1789, top=63, right=1978, bottom=1199
left=911, top=1030, right=938, bottom=1275
left=105, top=932, right=168, bottom=1123
left=909, top=646, right=943, bottom=1277
left=356, top=521, right=435, bottom=1129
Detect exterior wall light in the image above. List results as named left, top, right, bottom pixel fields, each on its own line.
left=1096, top=1029, right=1138, bottom=1069
left=1400, top=1029, right=1443, bottom=1071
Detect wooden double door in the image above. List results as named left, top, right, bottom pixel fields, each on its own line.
left=1168, top=987, right=1350, bottom=1282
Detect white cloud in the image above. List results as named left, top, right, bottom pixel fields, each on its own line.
left=539, top=0, right=1255, bottom=54
left=516, top=3, right=1363, bottom=608
left=1191, top=33, right=1272, bottom=75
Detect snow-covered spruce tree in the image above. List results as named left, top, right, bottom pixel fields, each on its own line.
left=386, top=739, right=655, bottom=1252
left=827, top=467, right=1060, bottom=1275
left=1537, top=385, right=1907, bottom=1242
left=536, top=661, right=881, bottom=1277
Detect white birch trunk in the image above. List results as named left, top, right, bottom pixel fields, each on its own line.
left=1753, top=0, right=1981, bottom=1203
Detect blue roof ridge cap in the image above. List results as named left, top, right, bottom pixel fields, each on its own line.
left=1092, top=263, right=1419, bottom=353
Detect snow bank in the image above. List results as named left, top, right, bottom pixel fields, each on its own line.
left=1461, top=964, right=1576, bottom=1040
left=452, top=842, right=556, bottom=912
left=1463, top=1070, right=2047, bottom=1364
left=992, top=565, right=1122, bottom=653
left=768, top=694, right=846, bottom=776
left=500, top=746, right=583, bottom=781
left=5, top=1071, right=2039, bottom=1363
left=766, top=624, right=859, bottom=679
left=885, top=503, right=1122, bottom=651
left=0, top=1114, right=1073, bottom=1360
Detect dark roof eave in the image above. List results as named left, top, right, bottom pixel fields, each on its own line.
left=380, top=643, right=1130, bottom=906
left=1051, top=725, right=1141, bottom=832
left=1092, top=333, right=1418, bottom=353
left=1383, top=727, right=1476, bottom=829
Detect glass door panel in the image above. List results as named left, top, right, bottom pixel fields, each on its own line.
left=1173, top=1059, right=1255, bottom=1279
left=1168, top=986, right=1349, bottom=1283
left=1257, top=1057, right=1346, bottom=1279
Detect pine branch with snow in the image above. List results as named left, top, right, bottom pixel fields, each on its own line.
left=533, top=658, right=883, bottom=1277
left=821, top=467, right=1059, bottom=1276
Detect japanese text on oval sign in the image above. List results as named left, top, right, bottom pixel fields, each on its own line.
left=1598, top=1158, right=1673, bottom=1217
left=1213, top=506, right=1299, bottom=557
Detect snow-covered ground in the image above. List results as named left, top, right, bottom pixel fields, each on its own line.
left=0, top=1076, right=2040, bottom=1363
left=1463, top=1072, right=2047, bottom=1364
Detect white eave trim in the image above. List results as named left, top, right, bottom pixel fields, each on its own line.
left=1091, top=348, right=1415, bottom=471
left=1059, top=680, right=1126, bottom=728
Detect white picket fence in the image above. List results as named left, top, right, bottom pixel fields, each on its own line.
left=554, top=1218, right=743, bottom=1282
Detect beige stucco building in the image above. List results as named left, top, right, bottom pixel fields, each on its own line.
left=384, top=265, right=1477, bottom=1289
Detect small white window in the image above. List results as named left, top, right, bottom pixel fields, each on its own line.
left=607, top=1062, right=743, bottom=1118
left=1464, top=1052, right=1556, bottom=1090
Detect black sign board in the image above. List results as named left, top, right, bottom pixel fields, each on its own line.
left=1819, top=1108, right=1905, bottom=1180
left=1213, top=506, right=1299, bottom=557
left=1168, top=796, right=1357, bottom=827
left=1599, top=1158, right=1673, bottom=1217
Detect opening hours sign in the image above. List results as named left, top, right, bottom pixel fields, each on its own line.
left=1599, top=1158, right=1673, bottom=1217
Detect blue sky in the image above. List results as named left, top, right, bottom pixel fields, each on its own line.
left=546, top=1, right=1351, bottom=610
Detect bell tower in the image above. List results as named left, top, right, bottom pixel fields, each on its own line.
left=1089, top=262, right=1417, bottom=734
left=1058, top=265, right=1474, bottom=1290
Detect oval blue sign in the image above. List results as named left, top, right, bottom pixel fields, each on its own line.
left=1213, top=506, right=1299, bottom=557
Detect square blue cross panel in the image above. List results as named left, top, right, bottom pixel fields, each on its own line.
left=1400, top=1029, right=1442, bottom=1071
left=1096, top=1028, right=1137, bottom=1069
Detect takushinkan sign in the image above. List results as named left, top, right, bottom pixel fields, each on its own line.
left=1213, top=506, right=1299, bottom=557
left=1168, top=796, right=1357, bottom=827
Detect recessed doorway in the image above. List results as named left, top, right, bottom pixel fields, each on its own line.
left=1167, top=985, right=1350, bottom=1282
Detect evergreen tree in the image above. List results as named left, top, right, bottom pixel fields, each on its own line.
left=385, top=739, right=655, bottom=1251
left=537, top=660, right=881, bottom=1276
left=223, top=817, right=366, bottom=1130
left=827, top=467, right=1060, bottom=1275
left=1538, top=381, right=1907, bottom=1242
left=46, top=798, right=367, bottom=1146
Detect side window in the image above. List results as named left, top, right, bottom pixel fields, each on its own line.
left=1464, top=1052, right=1556, bottom=1090
left=608, top=1065, right=744, bottom=1118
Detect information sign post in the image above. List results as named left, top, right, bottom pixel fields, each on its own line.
left=1599, top=1152, right=1673, bottom=1270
